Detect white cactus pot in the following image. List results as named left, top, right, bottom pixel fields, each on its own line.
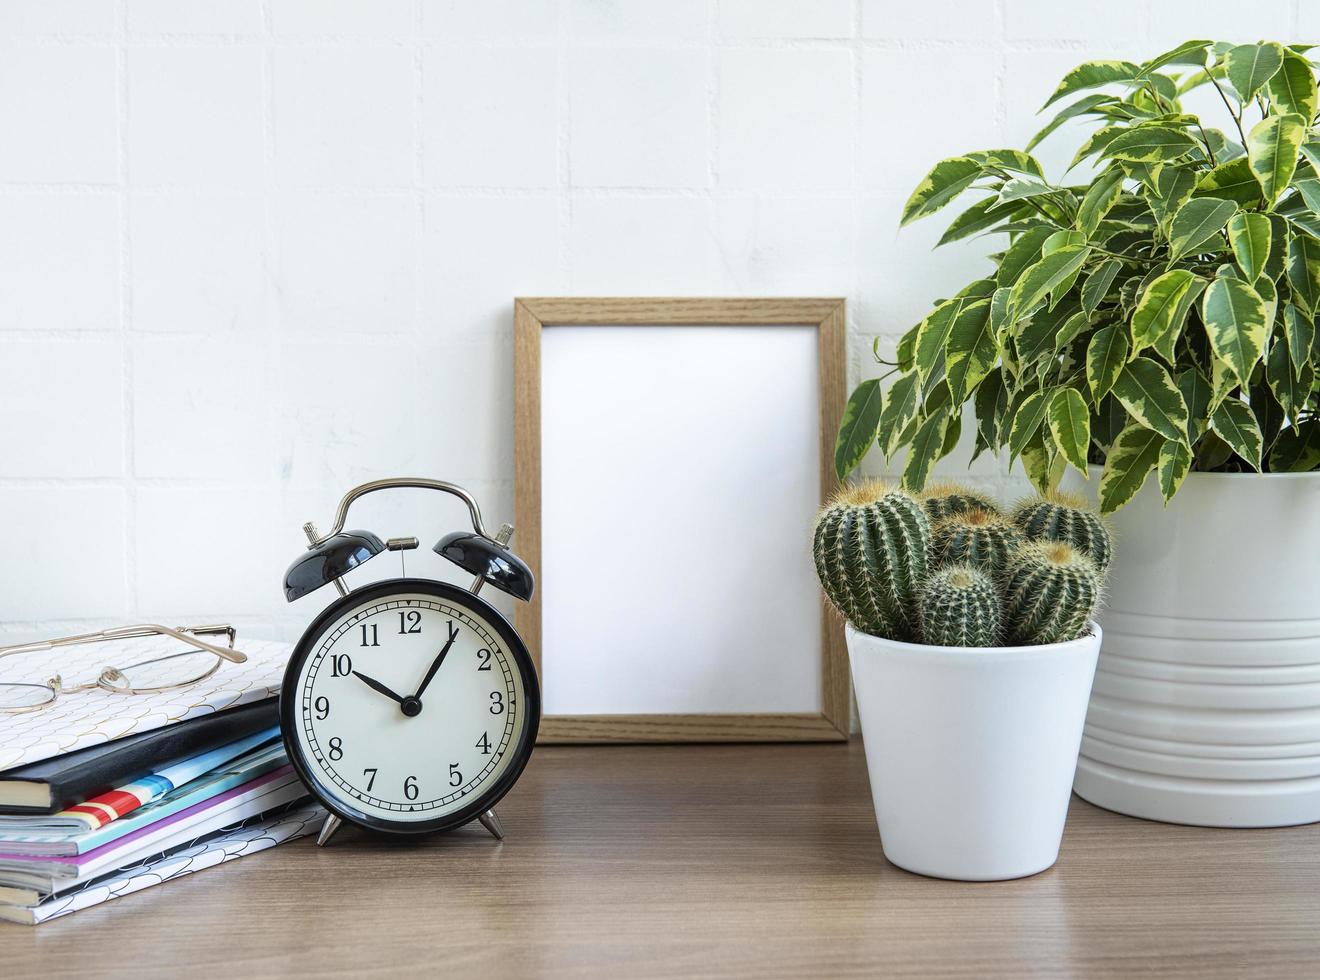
left=846, top=625, right=1100, bottom=881
left=1071, top=470, right=1320, bottom=827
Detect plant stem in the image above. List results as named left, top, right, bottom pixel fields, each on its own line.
left=1208, top=73, right=1248, bottom=147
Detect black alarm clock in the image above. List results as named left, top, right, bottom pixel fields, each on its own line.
left=279, top=477, right=540, bottom=846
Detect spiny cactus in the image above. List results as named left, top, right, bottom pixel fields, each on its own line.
left=920, top=482, right=1003, bottom=523
left=929, top=508, right=1024, bottom=577
left=1011, top=492, right=1113, bottom=572
left=812, top=481, right=929, bottom=640
left=919, top=564, right=1001, bottom=647
left=1002, top=541, right=1101, bottom=646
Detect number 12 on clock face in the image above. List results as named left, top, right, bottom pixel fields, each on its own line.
left=282, top=582, right=539, bottom=836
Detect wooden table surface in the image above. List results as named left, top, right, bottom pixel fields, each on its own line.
left=3, top=741, right=1318, bottom=979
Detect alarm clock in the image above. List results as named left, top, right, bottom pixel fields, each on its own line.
left=279, top=477, right=540, bottom=847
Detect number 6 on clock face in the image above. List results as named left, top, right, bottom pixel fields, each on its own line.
left=280, top=579, right=540, bottom=835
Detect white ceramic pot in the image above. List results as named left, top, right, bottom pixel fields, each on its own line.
left=847, top=624, right=1100, bottom=881
left=1070, top=470, right=1320, bottom=827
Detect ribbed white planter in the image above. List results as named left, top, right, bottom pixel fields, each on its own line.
left=1071, top=470, right=1320, bottom=827
left=847, top=625, right=1100, bottom=881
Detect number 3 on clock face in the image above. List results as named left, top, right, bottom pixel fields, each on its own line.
left=280, top=579, right=540, bottom=835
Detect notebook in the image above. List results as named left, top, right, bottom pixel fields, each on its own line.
left=0, top=801, right=324, bottom=925
left=0, top=637, right=291, bottom=773
left=0, top=699, right=279, bottom=813
left=0, top=739, right=287, bottom=856
left=0, top=767, right=307, bottom=902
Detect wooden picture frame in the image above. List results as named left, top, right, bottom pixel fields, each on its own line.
left=514, top=298, right=848, bottom=743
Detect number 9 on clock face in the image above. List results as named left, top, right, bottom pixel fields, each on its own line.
left=280, top=580, right=540, bottom=834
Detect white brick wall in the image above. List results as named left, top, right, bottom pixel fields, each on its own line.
left=0, top=0, right=1302, bottom=641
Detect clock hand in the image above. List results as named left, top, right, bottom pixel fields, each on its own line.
left=412, top=621, right=461, bottom=702
left=351, top=670, right=405, bottom=705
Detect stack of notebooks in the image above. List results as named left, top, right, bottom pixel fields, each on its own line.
left=0, top=637, right=323, bottom=925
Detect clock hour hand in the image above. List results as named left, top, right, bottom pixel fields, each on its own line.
left=351, top=670, right=405, bottom=705
left=412, top=621, right=461, bottom=702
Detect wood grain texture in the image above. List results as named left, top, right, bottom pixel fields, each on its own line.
left=10, top=743, right=1320, bottom=979
left=512, top=298, right=849, bottom=743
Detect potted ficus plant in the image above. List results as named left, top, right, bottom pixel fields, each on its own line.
left=813, top=482, right=1109, bottom=880
left=837, top=39, right=1320, bottom=828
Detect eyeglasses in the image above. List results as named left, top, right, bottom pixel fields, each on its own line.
left=0, top=624, right=249, bottom=713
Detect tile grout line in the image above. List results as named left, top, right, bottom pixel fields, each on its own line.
left=412, top=0, right=425, bottom=343
left=116, top=0, right=137, bottom=619
left=556, top=0, right=572, bottom=289
left=849, top=0, right=862, bottom=359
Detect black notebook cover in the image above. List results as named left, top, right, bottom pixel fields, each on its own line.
left=0, top=698, right=280, bottom=815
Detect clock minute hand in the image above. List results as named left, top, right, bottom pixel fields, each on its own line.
left=412, top=621, right=461, bottom=701
left=351, top=670, right=405, bottom=705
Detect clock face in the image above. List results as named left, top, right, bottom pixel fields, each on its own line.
left=282, top=579, right=539, bottom=833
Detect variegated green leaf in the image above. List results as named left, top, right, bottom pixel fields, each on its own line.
left=1070, top=125, right=1125, bottom=170
left=901, top=409, right=950, bottom=492
left=1054, top=310, right=1091, bottom=352
left=966, top=149, right=1045, bottom=177
left=1157, top=439, right=1192, bottom=501
left=1201, top=277, right=1268, bottom=384
left=1193, top=157, right=1261, bottom=206
left=996, top=226, right=1053, bottom=288
left=1209, top=398, right=1264, bottom=470
left=1007, top=389, right=1051, bottom=459
left=1225, top=42, right=1284, bottom=103
left=1227, top=212, right=1272, bottom=282
left=1246, top=112, right=1306, bottom=206
left=876, top=373, right=919, bottom=459
left=974, top=369, right=1007, bottom=448
left=1047, top=387, right=1091, bottom=473
left=945, top=299, right=997, bottom=404
left=1130, top=270, right=1205, bottom=355
left=1042, top=229, right=1087, bottom=255
left=1077, top=168, right=1124, bottom=238
left=1099, top=423, right=1164, bottom=513
left=902, top=157, right=982, bottom=225
left=1293, top=177, right=1320, bottom=214
left=1081, top=258, right=1123, bottom=316
left=1042, top=60, right=1141, bottom=109
left=833, top=379, right=884, bottom=481
left=914, top=296, right=987, bottom=384
left=937, top=197, right=1016, bottom=246
left=997, top=175, right=1057, bottom=204
left=1086, top=324, right=1129, bottom=401
left=1019, top=432, right=1064, bottom=496
left=1287, top=232, right=1320, bottom=315
left=1269, top=419, right=1320, bottom=471
left=1168, top=197, right=1236, bottom=261
left=1147, top=166, right=1198, bottom=231
left=1266, top=50, right=1319, bottom=122
left=1008, top=245, right=1091, bottom=318
left=1140, top=40, right=1211, bottom=75
left=1283, top=303, right=1316, bottom=374
left=1103, top=126, right=1198, bottom=163
left=1027, top=93, right=1115, bottom=151
left=1267, top=336, right=1313, bottom=421
left=1176, top=367, right=1212, bottom=441
left=1111, top=356, right=1190, bottom=444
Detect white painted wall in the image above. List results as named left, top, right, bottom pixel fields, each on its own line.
left=0, top=0, right=1306, bottom=641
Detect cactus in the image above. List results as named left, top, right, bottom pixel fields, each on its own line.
left=1011, top=492, right=1113, bottom=572
left=812, top=481, right=929, bottom=640
left=1002, top=541, right=1101, bottom=646
left=920, top=482, right=1004, bottom=523
left=918, top=564, right=1001, bottom=647
left=929, top=508, right=1024, bottom=577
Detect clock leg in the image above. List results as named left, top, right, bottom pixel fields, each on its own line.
left=478, top=808, right=505, bottom=841
left=316, top=813, right=343, bottom=847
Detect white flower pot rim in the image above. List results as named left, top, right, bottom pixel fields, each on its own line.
left=845, top=622, right=1102, bottom=663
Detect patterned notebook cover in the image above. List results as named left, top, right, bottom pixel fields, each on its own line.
left=0, top=637, right=291, bottom=773
left=0, top=801, right=324, bottom=925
